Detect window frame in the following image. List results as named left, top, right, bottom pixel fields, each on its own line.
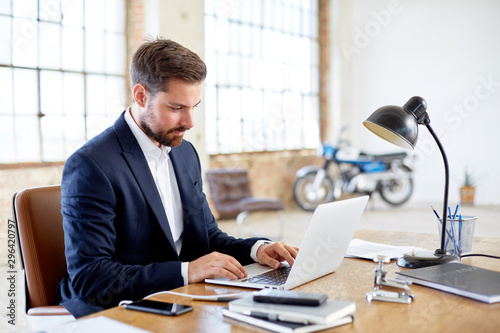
left=0, top=0, right=128, bottom=166
left=204, top=0, right=321, bottom=155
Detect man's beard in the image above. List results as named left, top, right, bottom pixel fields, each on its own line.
left=140, top=106, right=190, bottom=147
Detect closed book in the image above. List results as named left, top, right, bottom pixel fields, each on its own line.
left=228, top=297, right=356, bottom=325
left=222, top=308, right=353, bottom=333
left=396, top=262, right=500, bottom=303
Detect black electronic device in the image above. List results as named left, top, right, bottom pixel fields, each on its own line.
left=124, top=299, right=193, bottom=316
left=253, top=290, right=328, bottom=306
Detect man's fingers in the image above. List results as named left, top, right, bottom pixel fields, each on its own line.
left=257, top=242, right=300, bottom=269
left=211, top=256, right=247, bottom=278
left=188, top=252, right=247, bottom=283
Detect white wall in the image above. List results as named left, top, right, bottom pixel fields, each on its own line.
left=331, top=0, right=500, bottom=205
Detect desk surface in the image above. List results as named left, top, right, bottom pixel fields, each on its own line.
left=86, top=230, right=500, bottom=332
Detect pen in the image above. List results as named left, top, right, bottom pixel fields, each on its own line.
left=450, top=220, right=458, bottom=254
left=453, top=205, right=459, bottom=219
left=459, top=214, right=462, bottom=253
left=433, top=206, right=454, bottom=249
left=246, top=311, right=310, bottom=325
left=431, top=205, right=440, bottom=219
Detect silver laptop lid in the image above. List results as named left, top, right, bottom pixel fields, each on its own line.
left=284, top=195, right=369, bottom=290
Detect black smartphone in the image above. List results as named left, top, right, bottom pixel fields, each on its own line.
left=124, top=300, right=193, bottom=316
left=253, top=290, right=328, bottom=306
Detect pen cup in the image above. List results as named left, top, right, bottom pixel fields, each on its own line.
left=437, top=216, right=477, bottom=255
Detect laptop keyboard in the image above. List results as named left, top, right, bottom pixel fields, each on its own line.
left=245, top=266, right=292, bottom=285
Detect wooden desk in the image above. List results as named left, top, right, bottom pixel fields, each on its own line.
left=86, top=230, right=500, bottom=332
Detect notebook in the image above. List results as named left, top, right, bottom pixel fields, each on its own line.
left=205, top=195, right=369, bottom=290
left=396, top=262, right=500, bottom=303
left=228, top=297, right=356, bottom=325
left=222, top=308, right=354, bottom=333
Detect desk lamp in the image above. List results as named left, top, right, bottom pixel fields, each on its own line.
left=363, top=96, right=460, bottom=268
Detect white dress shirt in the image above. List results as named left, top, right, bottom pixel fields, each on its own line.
left=124, top=108, right=266, bottom=285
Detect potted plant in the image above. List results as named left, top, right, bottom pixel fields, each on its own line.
left=460, top=170, right=475, bottom=205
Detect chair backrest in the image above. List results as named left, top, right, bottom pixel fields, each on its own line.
left=12, top=185, right=67, bottom=309
left=206, top=168, right=253, bottom=219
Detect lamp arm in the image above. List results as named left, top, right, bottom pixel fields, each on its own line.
left=425, top=124, right=449, bottom=253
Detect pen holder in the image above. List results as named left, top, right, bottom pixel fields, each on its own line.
left=437, top=216, right=477, bottom=255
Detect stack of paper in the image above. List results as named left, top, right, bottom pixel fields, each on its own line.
left=345, top=238, right=428, bottom=260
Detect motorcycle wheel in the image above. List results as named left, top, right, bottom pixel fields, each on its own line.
left=293, top=171, right=335, bottom=211
left=378, top=166, right=414, bottom=206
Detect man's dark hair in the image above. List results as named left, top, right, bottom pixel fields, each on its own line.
left=130, top=37, right=207, bottom=96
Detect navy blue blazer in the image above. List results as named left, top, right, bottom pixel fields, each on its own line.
left=58, top=112, right=263, bottom=317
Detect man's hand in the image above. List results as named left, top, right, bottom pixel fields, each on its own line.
left=188, top=252, right=247, bottom=283
left=256, top=242, right=299, bottom=269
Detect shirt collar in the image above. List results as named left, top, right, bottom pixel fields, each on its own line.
left=124, top=107, right=171, bottom=160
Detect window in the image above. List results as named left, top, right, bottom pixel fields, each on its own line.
left=204, top=0, right=320, bottom=154
left=0, top=0, right=126, bottom=163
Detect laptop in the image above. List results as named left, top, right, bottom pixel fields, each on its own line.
left=205, top=195, right=369, bottom=290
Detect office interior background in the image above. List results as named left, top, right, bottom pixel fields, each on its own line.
left=1, top=0, right=500, bottom=228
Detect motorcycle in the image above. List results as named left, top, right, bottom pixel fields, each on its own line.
left=293, top=127, right=414, bottom=211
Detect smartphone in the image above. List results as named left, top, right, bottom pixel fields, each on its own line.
left=124, top=300, right=193, bottom=316
left=253, top=290, right=328, bottom=306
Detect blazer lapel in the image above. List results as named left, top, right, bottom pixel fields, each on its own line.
left=113, top=113, right=177, bottom=253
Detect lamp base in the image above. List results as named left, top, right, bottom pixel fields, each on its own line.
left=397, top=249, right=460, bottom=269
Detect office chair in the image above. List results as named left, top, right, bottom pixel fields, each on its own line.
left=11, top=185, right=74, bottom=330
left=206, top=168, right=284, bottom=239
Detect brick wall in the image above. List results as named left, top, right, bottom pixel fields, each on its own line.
left=1, top=165, right=64, bottom=221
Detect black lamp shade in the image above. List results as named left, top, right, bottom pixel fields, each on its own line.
left=363, top=105, right=418, bottom=150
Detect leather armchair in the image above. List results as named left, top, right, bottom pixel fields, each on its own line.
left=206, top=168, right=284, bottom=239
left=12, top=185, right=74, bottom=329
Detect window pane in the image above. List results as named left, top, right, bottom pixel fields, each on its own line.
left=62, top=0, right=83, bottom=27
left=85, top=30, right=104, bottom=72
left=217, top=87, right=241, bottom=153
left=63, top=73, right=84, bottom=115
left=15, top=115, right=40, bottom=162
left=263, top=91, right=284, bottom=150
left=105, top=32, right=125, bottom=75
left=13, top=68, right=38, bottom=116
left=87, top=115, right=113, bottom=139
left=204, top=85, right=218, bottom=154
left=105, top=76, right=126, bottom=117
left=85, top=0, right=105, bottom=31
left=40, top=70, right=63, bottom=115
left=303, top=95, right=320, bottom=148
left=0, top=16, right=12, bottom=64
left=39, top=22, right=61, bottom=69
left=0, top=115, right=15, bottom=162
left=106, top=0, right=125, bottom=33
left=13, top=0, right=38, bottom=19
left=39, top=0, right=62, bottom=22
left=62, top=26, right=84, bottom=71
left=86, top=75, right=106, bottom=116
left=216, top=18, right=230, bottom=54
left=283, top=92, right=302, bottom=150
left=12, top=18, right=38, bottom=67
left=41, top=114, right=65, bottom=161
left=0, top=68, right=13, bottom=114
left=64, top=115, right=86, bottom=157
left=0, top=0, right=12, bottom=15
